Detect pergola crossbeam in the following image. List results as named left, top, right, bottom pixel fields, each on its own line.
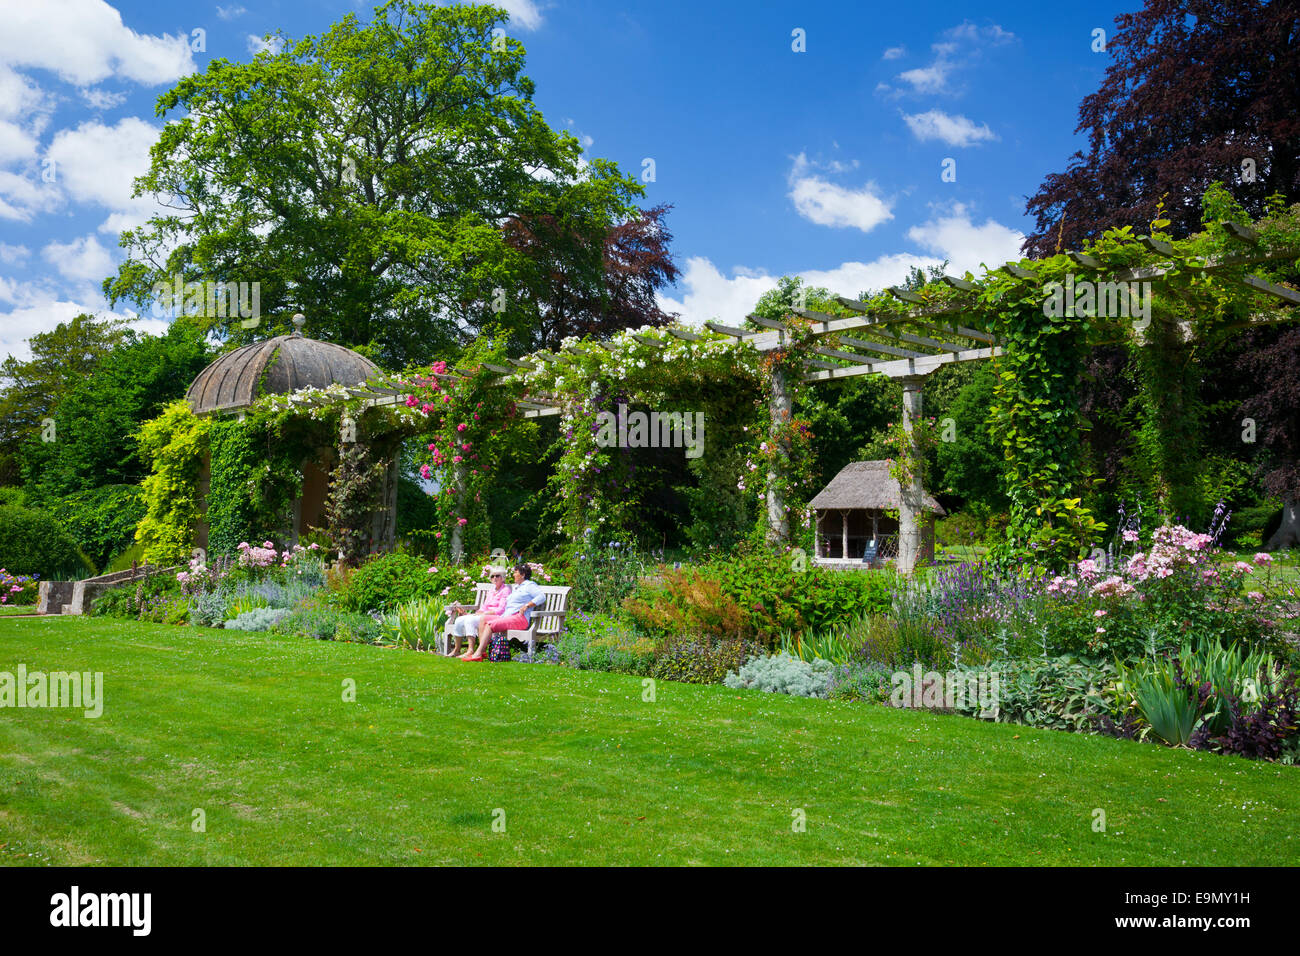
left=811, top=346, right=879, bottom=364
left=704, top=321, right=752, bottom=338
left=1234, top=274, right=1300, bottom=306
left=802, top=346, right=1003, bottom=382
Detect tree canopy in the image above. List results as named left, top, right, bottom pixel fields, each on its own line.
left=105, top=0, right=668, bottom=368
left=1023, top=0, right=1300, bottom=256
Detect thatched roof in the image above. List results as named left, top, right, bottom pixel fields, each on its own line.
left=809, top=460, right=945, bottom=513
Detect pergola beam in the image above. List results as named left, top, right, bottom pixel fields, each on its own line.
left=1233, top=274, right=1300, bottom=306
left=811, top=345, right=879, bottom=364
left=802, top=346, right=1002, bottom=382
left=704, top=321, right=752, bottom=338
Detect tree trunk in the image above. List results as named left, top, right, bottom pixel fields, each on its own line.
left=1265, top=499, right=1300, bottom=551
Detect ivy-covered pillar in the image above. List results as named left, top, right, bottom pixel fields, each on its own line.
left=448, top=460, right=467, bottom=564
left=765, top=363, right=793, bottom=544
left=897, top=376, right=925, bottom=574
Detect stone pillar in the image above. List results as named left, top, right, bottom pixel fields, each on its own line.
left=840, top=510, right=848, bottom=560
left=765, top=364, right=793, bottom=545
left=897, top=376, right=926, bottom=574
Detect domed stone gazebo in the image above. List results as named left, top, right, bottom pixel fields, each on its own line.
left=187, top=314, right=382, bottom=417
left=184, top=315, right=400, bottom=555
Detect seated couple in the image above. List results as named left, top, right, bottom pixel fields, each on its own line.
left=446, top=564, right=546, bottom=661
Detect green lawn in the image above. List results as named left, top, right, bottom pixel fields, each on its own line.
left=1, top=617, right=1297, bottom=866
left=0, top=605, right=35, bottom=616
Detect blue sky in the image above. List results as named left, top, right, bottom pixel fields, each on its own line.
left=0, top=0, right=1137, bottom=361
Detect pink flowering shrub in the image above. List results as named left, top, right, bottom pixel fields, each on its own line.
left=1039, top=523, right=1278, bottom=659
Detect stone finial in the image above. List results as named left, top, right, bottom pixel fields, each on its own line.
left=292, top=313, right=306, bottom=336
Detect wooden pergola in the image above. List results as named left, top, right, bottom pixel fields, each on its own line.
left=270, top=220, right=1298, bottom=571
left=498, top=221, right=1300, bottom=571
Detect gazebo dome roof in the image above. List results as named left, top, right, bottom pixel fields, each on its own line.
left=186, top=319, right=382, bottom=416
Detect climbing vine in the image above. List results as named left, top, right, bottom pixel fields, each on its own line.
left=135, top=401, right=211, bottom=565
left=516, top=325, right=763, bottom=546
left=404, top=334, right=529, bottom=561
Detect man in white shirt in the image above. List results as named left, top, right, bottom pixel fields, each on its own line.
left=460, top=564, right=547, bottom=661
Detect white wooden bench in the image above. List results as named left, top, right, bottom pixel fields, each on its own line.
left=439, top=583, right=571, bottom=657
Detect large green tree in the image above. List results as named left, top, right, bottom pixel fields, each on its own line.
left=105, top=1, right=652, bottom=368
left=0, top=314, right=130, bottom=486
left=1023, top=0, right=1300, bottom=256
left=21, top=322, right=211, bottom=501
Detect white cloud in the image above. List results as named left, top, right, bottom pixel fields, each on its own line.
left=247, top=34, right=285, bottom=56
left=897, top=62, right=952, bottom=94
left=888, top=21, right=1016, bottom=97
left=0, top=170, right=60, bottom=222
left=0, top=244, right=29, bottom=265
left=906, top=203, right=1025, bottom=275
left=41, top=234, right=116, bottom=283
left=658, top=253, right=940, bottom=327
left=0, top=120, right=39, bottom=164
left=495, top=0, right=545, bottom=31
left=79, top=87, right=129, bottom=110
left=788, top=153, right=893, bottom=233
left=902, top=110, right=997, bottom=147
left=216, top=4, right=248, bottom=19
left=45, top=117, right=163, bottom=231
left=882, top=46, right=905, bottom=60
left=658, top=203, right=1027, bottom=327
left=0, top=65, right=50, bottom=122
left=0, top=0, right=195, bottom=86
left=0, top=279, right=157, bottom=364
left=657, top=257, right=782, bottom=326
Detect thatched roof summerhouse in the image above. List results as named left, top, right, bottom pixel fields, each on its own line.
left=810, top=460, right=944, bottom=567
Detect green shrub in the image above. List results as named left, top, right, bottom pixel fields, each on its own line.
left=336, top=552, right=444, bottom=613
left=334, top=612, right=382, bottom=645
left=380, top=597, right=447, bottom=651
left=651, top=634, right=763, bottom=685
left=625, top=569, right=750, bottom=643
left=46, top=485, right=146, bottom=573
left=627, top=551, right=896, bottom=646
left=1116, top=640, right=1280, bottom=745
left=556, top=622, right=657, bottom=676
left=269, top=606, right=381, bottom=643
left=779, top=625, right=866, bottom=666
left=89, top=572, right=184, bottom=621
left=851, top=612, right=951, bottom=670
left=825, top=661, right=895, bottom=703
left=271, top=607, right=345, bottom=641
left=724, top=652, right=834, bottom=698
left=955, top=657, right=1120, bottom=733
left=0, top=504, right=96, bottom=580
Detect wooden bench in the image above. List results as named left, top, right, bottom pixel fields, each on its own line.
left=439, top=583, right=571, bottom=657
